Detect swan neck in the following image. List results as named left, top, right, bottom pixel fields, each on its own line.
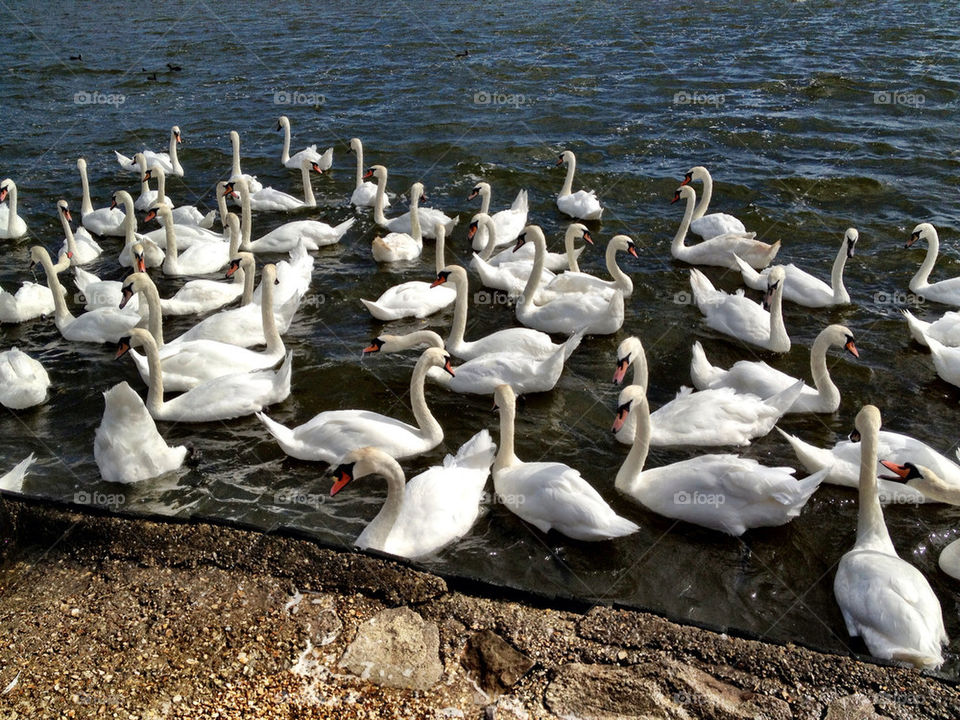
left=672, top=191, right=696, bottom=253
left=373, top=171, right=388, bottom=226
left=280, top=122, right=291, bottom=164
left=560, top=156, right=575, bottom=197
left=239, top=183, right=252, bottom=249
left=155, top=168, right=166, bottom=202
left=353, top=142, right=364, bottom=188
left=60, top=210, right=77, bottom=256
left=855, top=424, right=894, bottom=552
left=479, top=215, right=497, bottom=260
left=809, top=333, right=838, bottom=404
left=693, top=171, right=712, bottom=220
left=912, top=231, right=939, bottom=290
left=363, top=458, right=407, bottom=550
left=138, top=277, right=165, bottom=346
left=434, top=229, right=446, bottom=274
left=261, top=271, right=282, bottom=353
left=241, top=260, right=255, bottom=305
left=140, top=333, right=165, bottom=415
left=830, top=239, right=850, bottom=301
left=565, top=229, right=581, bottom=272
left=79, top=163, right=94, bottom=216
left=493, top=398, right=518, bottom=473
left=410, top=354, right=442, bottom=443
left=617, top=397, right=651, bottom=491
left=768, top=285, right=790, bottom=350
left=519, top=232, right=547, bottom=305
left=479, top=186, right=491, bottom=215
left=446, top=272, right=470, bottom=351
left=409, top=190, right=421, bottom=243
left=231, top=134, right=242, bottom=177
left=605, top=240, right=631, bottom=292
left=168, top=130, right=182, bottom=175
left=301, top=162, right=316, bottom=207
left=632, top=344, right=649, bottom=390
left=5, top=185, right=17, bottom=232
left=39, top=250, right=71, bottom=324
left=163, top=212, right=178, bottom=262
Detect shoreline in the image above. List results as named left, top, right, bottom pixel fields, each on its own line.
left=0, top=495, right=957, bottom=719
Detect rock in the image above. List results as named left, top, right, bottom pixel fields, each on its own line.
left=544, top=660, right=792, bottom=720
left=462, top=630, right=534, bottom=696
left=824, top=694, right=883, bottom=720
left=339, top=607, right=443, bottom=690
left=485, top=696, right=531, bottom=720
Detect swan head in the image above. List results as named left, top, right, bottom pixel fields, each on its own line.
left=133, top=152, right=147, bottom=170
left=844, top=228, right=858, bottom=258
left=565, top=223, right=593, bottom=245
left=0, top=179, right=12, bottom=204
left=822, top=324, right=859, bottom=359
left=418, top=346, right=455, bottom=378
left=111, top=190, right=134, bottom=211
left=467, top=182, right=490, bottom=201
left=329, top=447, right=400, bottom=496
left=76, top=157, right=87, bottom=171
left=363, top=164, right=387, bottom=181
left=172, top=126, right=181, bottom=143
left=679, top=166, right=709, bottom=187
left=307, top=159, right=323, bottom=174
left=409, top=182, right=426, bottom=205
left=467, top=212, right=491, bottom=242
left=514, top=225, right=544, bottom=253
left=611, top=234, right=638, bottom=258
left=671, top=185, right=695, bottom=205
left=363, top=332, right=444, bottom=355
left=143, top=202, right=172, bottom=225
left=27, top=245, right=50, bottom=269
left=556, top=150, right=575, bottom=167
left=854, top=404, right=882, bottom=440
left=226, top=251, right=254, bottom=278
left=119, top=273, right=147, bottom=310
left=612, top=385, right=647, bottom=433
left=907, top=222, right=936, bottom=249
left=613, top=336, right=644, bottom=384
left=762, top=266, right=786, bottom=310
left=880, top=461, right=958, bottom=504
left=131, top=243, right=146, bottom=272
left=115, top=328, right=155, bottom=360
left=276, top=115, right=289, bottom=131
left=57, top=199, right=72, bottom=222
left=348, top=137, right=361, bottom=153
left=432, top=265, right=466, bottom=289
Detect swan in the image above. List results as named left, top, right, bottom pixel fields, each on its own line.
left=775, top=424, right=960, bottom=504
left=671, top=185, right=779, bottom=270
left=256, top=347, right=453, bottom=463
left=363, top=328, right=582, bottom=396
left=689, top=266, right=791, bottom=352
left=228, top=176, right=354, bottom=252
left=468, top=182, right=528, bottom=249
left=916, top=334, right=960, bottom=389
left=539, top=233, right=638, bottom=300
left=734, top=228, right=857, bottom=308
left=902, top=309, right=960, bottom=348
left=371, top=181, right=424, bottom=263
left=113, top=191, right=164, bottom=269
left=147, top=203, right=234, bottom=277
left=77, top=158, right=125, bottom=237
left=115, top=125, right=184, bottom=177
left=368, top=165, right=457, bottom=239
left=0, top=179, right=29, bottom=239
left=431, top=264, right=567, bottom=360
left=277, top=115, right=333, bottom=170
left=132, top=153, right=173, bottom=211
left=690, top=324, right=860, bottom=414
left=94, top=381, right=188, bottom=483
left=123, top=265, right=284, bottom=391
left=492, top=384, right=638, bottom=540
left=476, top=221, right=590, bottom=270
left=879, top=462, right=960, bottom=580
left=613, top=384, right=825, bottom=536
left=328, top=430, right=496, bottom=559
left=514, top=226, right=624, bottom=336
left=1, top=250, right=69, bottom=323
left=679, top=166, right=750, bottom=240
left=57, top=200, right=102, bottom=264
left=0, top=454, right=34, bottom=492
left=117, top=328, right=292, bottom=423
left=227, top=130, right=263, bottom=193
left=469, top=213, right=557, bottom=296
left=155, top=243, right=254, bottom=317
left=906, top=223, right=960, bottom=305
left=833, top=405, right=947, bottom=669
left=229, top=157, right=320, bottom=213
left=348, top=138, right=387, bottom=207
left=555, top=150, right=603, bottom=220
left=609, top=335, right=803, bottom=446
left=29, top=246, right=148, bottom=344
left=361, top=223, right=456, bottom=320
left=0, top=348, right=49, bottom=409
left=145, top=164, right=215, bottom=228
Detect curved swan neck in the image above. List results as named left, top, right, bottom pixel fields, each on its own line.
left=518, top=229, right=547, bottom=304
left=445, top=268, right=470, bottom=351
left=78, top=161, right=94, bottom=216
left=912, top=229, right=939, bottom=290
left=559, top=154, right=575, bottom=197
left=830, top=237, right=850, bottom=302
left=135, top=330, right=165, bottom=415
left=672, top=189, right=696, bottom=254
left=478, top=184, right=491, bottom=215
left=59, top=207, right=77, bottom=257
left=391, top=330, right=444, bottom=351
left=605, top=238, right=632, bottom=292
left=154, top=166, right=167, bottom=204
left=410, top=353, right=443, bottom=442
left=493, top=393, right=518, bottom=473
left=280, top=118, right=291, bottom=164
left=479, top=214, right=498, bottom=260
left=226, top=216, right=241, bottom=257
left=216, top=183, right=229, bottom=231
left=159, top=207, right=178, bottom=262
left=119, top=193, right=138, bottom=244
left=693, top=168, right=712, bottom=220
left=855, top=418, right=894, bottom=552
left=300, top=161, right=316, bottom=207
left=629, top=341, right=648, bottom=389
left=373, top=169, right=389, bottom=226
left=352, top=140, right=364, bottom=188
left=565, top=227, right=582, bottom=272
left=408, top=187, right=422, bottom=243
left=36, top=248, right=72, bottom=325
left=809, top=331, right=839, bottom=404
left=261, top=266, right=282, bottom=353
left=362, top=455, right=408, bottom=549
left=134, top=275, right=164, bottom=346
left=616, top=393, right=651, bottom=491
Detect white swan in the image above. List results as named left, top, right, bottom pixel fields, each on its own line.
left=372, top=181, right=424, bottom=263
left=671, top=185, right=779, bottom=270
left=348, top=138, right=387, bottom=207
left=77, top=158, right=125, bottom=237
left=74, top=260, right=140, bottom=313
left=689, top=266, right=791, bottom=353
left=431, top=264, right=566, bottom=360
left=362, top=223, right=456, bottom=320
left=277, top=115, right=332, bottom=170
left=514, top=226, right=624, bottom=336
left=906, top=223, right=960, bottom=305
left=113, top=191, right=164, bottom=269
left=256, top=347, right=453, bottom=463
left=115, top=125, right=184, bottom=177
left=468, top=182, right=528, bottom=250
left=369, top=165, right=457, bottom=239
left=492, top=384, right=638, bottom=540
left=916, top=334, right=960, bottom=389
left=833, top=405, right=947, bottom=669
left=734, top=228, right=856, bottom=307
left=0, top=179, right=29, bottom=239
left=539, top=234, right=637, bottom=300
left=94, top=381, right=188, bottom=484
left=227, top=130, right=263, bottom=193
left=690, top=324, right=859, bottom=414
left=0, top=348, right=49, bottom=409
left=0, top=454, right=34, bottom=492
left=613, top=384, right=825, bottom=536
left=29, top=246, right=146, bottom=345
left=118, top=328, right=292, bottom=423
left=328, top=430, right=495, bottom=559
left=679, top=166, right=750, bottom=240
left=469, top=213, right=557, bottom=296
left=555, top=150, right=603, bottom=220
left=1, top=250, right=68, bottom=323
left=364, top=328, right=582, bottom=396
left=145, top=164, right=215, bottom=227
left=57, top=200, right=102, bottom=264
left=902, top=309, right=960, bottom=348
left=132, top=152, right=173, bottom=211
left=230, top=157, right=321, bottom=213
left=148, top=204, right=234, bottom=277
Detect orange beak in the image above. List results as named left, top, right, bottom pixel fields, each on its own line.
left=612, top=358, right=629, bottom=385
left=845, top=340, right=860, bottom=359
left=880, top=460, right=910, bottom=480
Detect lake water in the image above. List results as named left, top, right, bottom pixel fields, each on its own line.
left=2, top=0, right=960, bottom=677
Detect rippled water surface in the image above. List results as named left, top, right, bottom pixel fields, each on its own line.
left=3, top=0, right=960, bottom=676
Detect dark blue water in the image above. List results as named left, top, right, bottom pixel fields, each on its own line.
left=3, top=0, right=960, bottom=675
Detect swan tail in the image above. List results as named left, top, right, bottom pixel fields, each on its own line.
left=775, top=427, right=835, bottom=475
left=600, top=514, right=641, bottom=539
left=688, top=268, right=717, bottom=311
left=114, top=150, right=135, bottom=170
left=561, top=329, right=586, bottom=360
left=73, top=266, right=100, bottom=295
left=732, top=254, right=763, bottom=289
left=902, top=309, right=931, bottom=347
left=764, top=379, right=804, bottom=415
left=199, top=210, right=217, bottom=229
left=318, top=147, right=334, bottom=170
left=762, top=240, right=782, bottom=267
left=689, top=341, right=723, bottom=389
left=275, top=352, right=294, bottom=397
left=360, top=298, right=398, bottom=321
left=256, top=411, right=298, bottom=452
left=776, top=467, right=828, bottom=511
left=443, top=429, right=497, bottom=471
left=333, top=218, right=356, bottom=238
left=511, top=189, right=529, bottom=213
left=0, top=453, right=35, bottom=493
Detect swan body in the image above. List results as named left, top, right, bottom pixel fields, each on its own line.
left=277, top=115, right=333, bottom=170
left=0, top=179, right=29, bottom=239
left=555, top=150, right=603, bottom=220
left=369, top=165, right=457, bottom=239
left=514, top=226, right=624, bottom=336
left=468, top=182, right=528, bottom=250
left=349, top=138, right=387, bottom=207
left=256, top=347, right=453, bottom=463
left=902, top=309, right=960, bottom=348
left=492, top=384, right=638, bottom=541
left=671, top=185, right=779, bottom=270
left=57, top=200, right=102, bottom=264
left=906, top=223, right=960, bottom=305
left=149, top=204, right=232, bottom=277
left=131, top=153, right=173, bottom=210
left=77, top=158, right=125, bottom=237
left=539, top=234, right=637, bottom=300
left=0, top=274, right=66, bottom=323
left=227, top=130, right=263, bottom=193
left=833, top=405, right=947, bottom=669
left=329, top=430, right=495, bottom=559
left=689, top=266, right=791, bottom=352
left=94, top=381, right=188, bottom=483
left=679, top=166, right=750, bottom=240
left=115, top=126, right=183, bottom=176
left=371, top=180, right=424, bottom=263
left=917, top=334, right=960, bottom=389
left=0, top=454, right=34, bottom=492
left=613, top=385, right=825, bottom=536
left=234, top=157, right=321, bottom=213
left=0, top=348, right=49, bottom=409
left=119, top=328, right=292, bottom=423
left=689, top=324, right=859, bottom=414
